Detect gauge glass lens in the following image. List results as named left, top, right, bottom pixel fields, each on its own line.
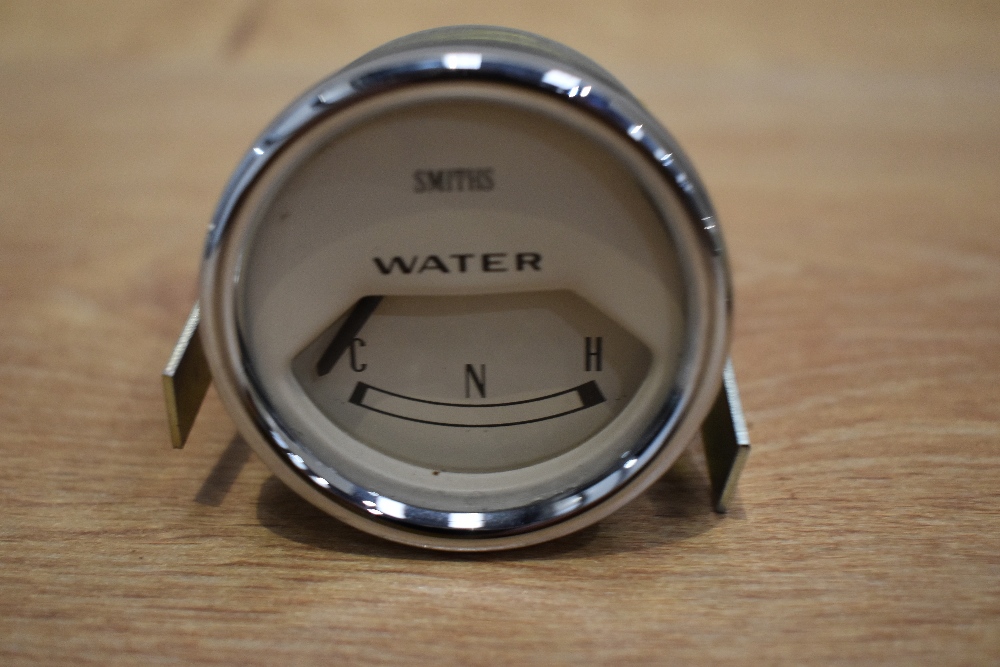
left=236, top=83, right=688, bottom=512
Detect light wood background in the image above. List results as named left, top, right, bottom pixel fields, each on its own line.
left=1, top=1, right=998, bottom=664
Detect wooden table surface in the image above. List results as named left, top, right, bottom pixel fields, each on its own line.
left=2, top=1, right=998, bottom=664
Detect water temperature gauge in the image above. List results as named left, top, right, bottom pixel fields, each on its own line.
left=163, top=26, right=749, bottom=550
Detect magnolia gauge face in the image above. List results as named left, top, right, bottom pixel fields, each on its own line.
left=234, top=82, right=690, bottom=514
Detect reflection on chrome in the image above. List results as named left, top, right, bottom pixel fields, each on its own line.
left=317, top=82, right=353, bottom=105
left=675, top=171, right=694, bottom=193
left=582, top=470, right=624, bottom=504
left=552, top=494, right=583, bottom=514
left=374, top=496, right=407, bottom=519
left=309, top=475, right=331, bottom=489
left=442, top=52, right=482, bottom=70
left=448, top=513, right=485, bottom=529
left=541, top=68, right=582, bottom=91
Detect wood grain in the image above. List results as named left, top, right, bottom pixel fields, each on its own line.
left=1, top=1, right=998, bottom=664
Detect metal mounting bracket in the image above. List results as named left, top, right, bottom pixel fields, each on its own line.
left=162, top=303, right=211, bottom=449
left=162, top=308, right=750, bottom=512
left=700, top=360, right=751, bottom=512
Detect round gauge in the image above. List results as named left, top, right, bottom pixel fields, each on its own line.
left=187, top=26, right=740, bottom=550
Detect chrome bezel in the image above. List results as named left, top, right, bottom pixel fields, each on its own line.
left=199, top=27, right=731, bottom=551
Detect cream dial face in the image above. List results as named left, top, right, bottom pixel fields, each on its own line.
left=235, top=83, right=689, bottom=512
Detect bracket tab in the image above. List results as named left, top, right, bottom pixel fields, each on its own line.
left=162, top=303, right=212, bottom=449
left=700, top=359, right=751, bottom=512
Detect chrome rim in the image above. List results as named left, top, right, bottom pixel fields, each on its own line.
left=199, top=28, right=731, bottom=550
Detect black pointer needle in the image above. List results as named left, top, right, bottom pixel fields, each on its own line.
left=315, top=295, right=383, bottom=376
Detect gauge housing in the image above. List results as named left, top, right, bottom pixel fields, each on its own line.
left=179, top=26, right=744, bottom=551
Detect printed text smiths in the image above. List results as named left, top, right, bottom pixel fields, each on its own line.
left=414, top=168, right=494, bottom=193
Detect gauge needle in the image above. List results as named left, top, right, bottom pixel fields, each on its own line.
left=315, top=295, right=383, bottom=376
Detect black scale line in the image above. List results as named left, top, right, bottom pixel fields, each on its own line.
left=348, top=380, right=606, bottom=428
